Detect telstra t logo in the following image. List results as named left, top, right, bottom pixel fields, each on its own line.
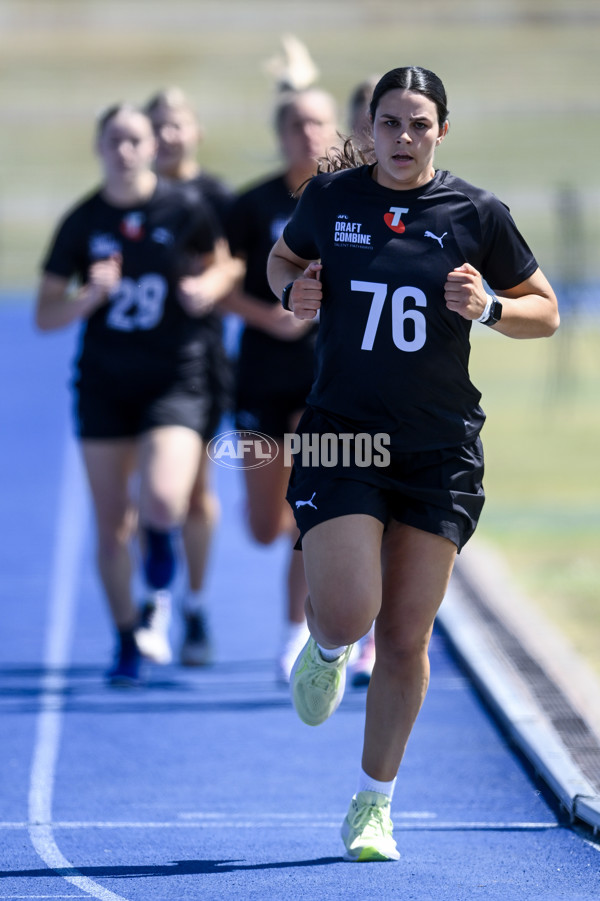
left=383, top=206, right=409, bottom=234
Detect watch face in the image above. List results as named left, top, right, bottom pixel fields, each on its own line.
left=483, top=299, right=502, bottom=325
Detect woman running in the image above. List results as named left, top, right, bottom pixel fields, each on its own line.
left=144, top=87, right=235, bottom=667
left=35, top=104, right=237, bottom=685
left=267, top=66, right=559, bottom=861
left=225, top=85, right=339, bottom=682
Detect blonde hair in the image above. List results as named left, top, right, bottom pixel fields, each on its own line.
left=144, top=87, right=198, bottom=120
left=273, top=86, right=338, bottom=135
left=262, top=34, right=319, bottom=92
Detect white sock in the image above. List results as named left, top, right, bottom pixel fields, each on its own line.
left=357, top=768, right=397, bottom=800
left=317, top=643, right=348, bottom=661
left=145, top=587, right=171, bottom=605
left=184, top=589, right=206, bottom=615
left=284, top=621, right=309, bottom=643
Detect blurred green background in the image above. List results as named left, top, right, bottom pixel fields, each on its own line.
left=1, top=0, right=598, bottom=672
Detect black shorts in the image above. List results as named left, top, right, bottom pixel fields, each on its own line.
left=235, top=385, right=310, bottom=440
left=234, top=328, right=315, bottom=439
left=286, top=407, right=485, bottom=552
left=75, top=379, right=224, bottom=441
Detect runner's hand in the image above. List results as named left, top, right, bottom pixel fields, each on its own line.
left=444, top=263, right=489, bottom=320
left=85, top=254, right=122, bottom=308
left=289, top=262, right=322, bottom=320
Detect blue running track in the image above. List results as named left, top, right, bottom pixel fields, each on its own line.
left=1, top=302, right=599, bottom=900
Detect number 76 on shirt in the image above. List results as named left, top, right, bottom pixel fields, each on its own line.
left=352, top=280, right=427, bottom=353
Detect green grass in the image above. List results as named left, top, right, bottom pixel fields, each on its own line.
left=1, top=0, right=599, bottom=673
left=2, top=0, right=600, bottom=287
left=470, top=327, right=600, bottom=676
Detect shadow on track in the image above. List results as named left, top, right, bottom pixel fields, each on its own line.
left=0, top=856, right=345, bottom=879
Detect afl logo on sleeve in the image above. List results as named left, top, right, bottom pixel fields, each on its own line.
left=383, top=206, right=409, bottom=234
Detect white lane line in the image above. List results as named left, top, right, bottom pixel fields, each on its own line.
left=26, top=433, right=128, bottom=901
left=7, top=819, right=560, bottom=831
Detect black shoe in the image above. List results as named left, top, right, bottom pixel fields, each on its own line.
left=106, top=631, right=143, bottom=687
left=180, top=610, right=213, bottom=666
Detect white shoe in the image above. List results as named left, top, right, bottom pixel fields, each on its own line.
left=135, top=591, right=172, bottom=664
left=276, top=622, right=310, bottom=684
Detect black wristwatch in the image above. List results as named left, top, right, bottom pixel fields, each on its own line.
left=281, top=281, right=295, bottom=311
left=481, top=296, right=503, bottom=327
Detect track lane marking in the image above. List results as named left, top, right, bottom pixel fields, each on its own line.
left=7, top=818, right=561, bottom=831
left=26, top=433, right=128, bottom=901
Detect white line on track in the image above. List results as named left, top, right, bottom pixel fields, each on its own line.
left=26, top=433, right=129, bottom=901
left=11, top=431, right=571, bottom=899
left=5, top=819, right=560, bottom=831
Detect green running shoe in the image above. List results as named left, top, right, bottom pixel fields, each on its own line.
left=341, top=791, right=400, bottom=862
left=290, top=637, right=354, bottom=726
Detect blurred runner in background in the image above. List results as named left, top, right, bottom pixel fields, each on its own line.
left=35, top=104, right=239, bottom=685
left=344, top=74, right=381, bottom=687
left=144, top=87, right=235, bottom=668
left=224, top=40, right=339, bottom=682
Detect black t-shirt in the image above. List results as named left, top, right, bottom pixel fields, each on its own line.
left=283, top=166, right=538, bottom=452
left=181, top=171, right=235, bottom=231
left=42, top=179, right=220, bottom=390
left=227, top=173, right=317, bottom=394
